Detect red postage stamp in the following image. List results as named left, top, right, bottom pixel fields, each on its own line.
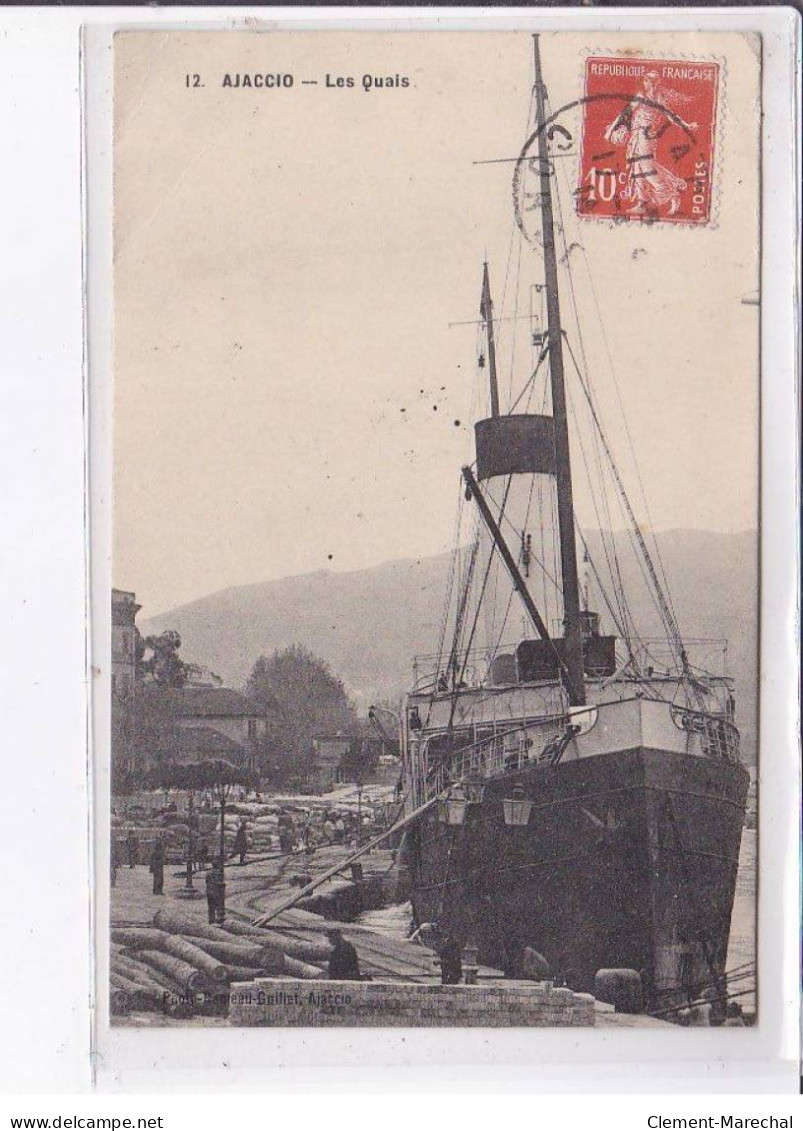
left=577, top=56, right=720, bottom=224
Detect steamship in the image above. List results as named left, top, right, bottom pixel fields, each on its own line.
left=397, top=37, right=749, bottom=1012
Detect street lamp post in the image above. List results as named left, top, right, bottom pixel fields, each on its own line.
left=186, top=789, right=195, bottom=889
left=216, top=781, right=229, bottom=923
left=367, top=702, right=406, bottom=843
left=176, top=788, right=204, bottom=900
left=151, top=758, right=246, bottom=920
left=368, top=703, right=405, bottom=798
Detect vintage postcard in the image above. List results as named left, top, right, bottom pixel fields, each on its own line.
left=110, top=29, right=760, bottom=1030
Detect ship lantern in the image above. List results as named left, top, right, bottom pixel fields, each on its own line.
left=462, top=777, right=486, bottom=805
left=437, top=787, right=468, bottom=826
left=502, top=785, right=532, bottom=827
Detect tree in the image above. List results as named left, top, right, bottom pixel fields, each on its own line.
left=149, top=758, right=251, bottom=795
left=149, top=759, right=252, bottom=912
left=111, top=686, right=136, bottom=796
left=111, top=630, right=188, bottom=797
left=245, top=645, right=358, bottom=784
left=136, top=628, right=188, bottom=688
left=340, top=737, right=378, bottom=786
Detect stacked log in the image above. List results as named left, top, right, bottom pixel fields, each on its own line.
left=235, top=926, right=329, bottom=965
left=113, top=950, right=168, bottom=986
left=283, top=955, right=325, bottom=979
left=213, top=918, right=262, bottom=940
left=108, top=979, right=132, bottom=1016
left=201, top=913, right=330, bottom=966
left=152, top=908, right=286, bottom=974
left=111, top=927, right=167, bottom=951
left=113, top=950, right=164, bottom=982
left=259, top=930, right=330, bottom=964
left=153, top=908, right=240, bottom=942
left=109, top=875, right=340, bottom=1019
left=109, top=942, right=194, bottom=1017
left=113, top=953, right=175, bottom=997
left=111, top=953, right=194, bottom=1017
left=134, top=950, right=206, bottom=993
left=159, top=935, right=228, bottom=984
left=190, top=937, right=284, bottom=971
left=110, top=971, right=162, bottom=1012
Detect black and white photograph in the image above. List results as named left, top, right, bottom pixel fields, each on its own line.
left=108, top=28, right=760, bottom=1031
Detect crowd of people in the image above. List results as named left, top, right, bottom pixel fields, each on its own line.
left=110, top=796, right=481, bottom=991
left=110, top=790, right=388, bottom=902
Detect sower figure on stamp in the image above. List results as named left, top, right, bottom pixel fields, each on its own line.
left=149, top=837, right=165, bottom=895
left=326, top=929, right=361, bottom=980
left=605, top=71, right=696, bottom=218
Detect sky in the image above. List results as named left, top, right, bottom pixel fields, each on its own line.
left=114, top=30, right=760, bottom=619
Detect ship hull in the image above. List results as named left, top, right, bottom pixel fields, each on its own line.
left=405, top=746, right=749, bottom=1011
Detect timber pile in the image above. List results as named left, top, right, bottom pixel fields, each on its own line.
left=255, top=909, right=444, bottom=984
left=109, top=901, right=501, bottom=1021
left=109, top=906, right=325, bottom=1020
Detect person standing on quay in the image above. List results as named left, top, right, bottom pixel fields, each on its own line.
left=326, top=929, right=361, bottom=980
left=438, top=934, right=463, bottom=985
left=149, top=838, right=165, bottom=896
left=110, top=839, right=120, bottom=888
left=232, top=820, right=248, bottom=865
left=205, top=858, right=224, bottom=924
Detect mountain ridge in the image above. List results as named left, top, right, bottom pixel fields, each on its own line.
left=140, top=527, right=758, bottom=621
left=140, top=528, right=758, bottom=761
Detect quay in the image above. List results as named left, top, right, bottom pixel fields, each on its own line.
left=110, top=822, right=671, bottom=1028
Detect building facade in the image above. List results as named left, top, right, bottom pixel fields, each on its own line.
left=310, top=732, right=401, bottom=794
left=310, top=735, right=352, bottom=793
left=110, top=586, right=271, bottom=786
left=171, top=686, right=268, bottom=773
left=111, top=588, right=140, bottom=699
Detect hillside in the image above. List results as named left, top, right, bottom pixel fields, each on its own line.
left=141, top=529, right=758, bottom=761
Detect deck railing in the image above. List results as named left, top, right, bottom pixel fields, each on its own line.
left=423, top=714, right=572, bottom=802
left=412, top=637, right=732, bottom=692
left=670, top=705, right=741, bottom=762
left=415, top=700, right=740, bottom=806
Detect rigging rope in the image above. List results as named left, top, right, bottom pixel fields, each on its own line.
left=549, top=136, right=637, bottom=648
left=445, top=529, right=481, bottom=687
left=555, top=151, right=682, bottom=638
left=565, top=374, right=642, bottom=654
left=432, top=487, right=467, bottom=685
left=563, top=333, right=700, bottom=694
left=455, top=475, right=514, bottom=691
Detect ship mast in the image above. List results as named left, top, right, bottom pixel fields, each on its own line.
left=480, top=262, right=500, bottom=418
left=532, top=33, right=585, bottom=707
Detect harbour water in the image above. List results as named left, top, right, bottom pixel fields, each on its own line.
left=726, top=827, right=757, bottom=1011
